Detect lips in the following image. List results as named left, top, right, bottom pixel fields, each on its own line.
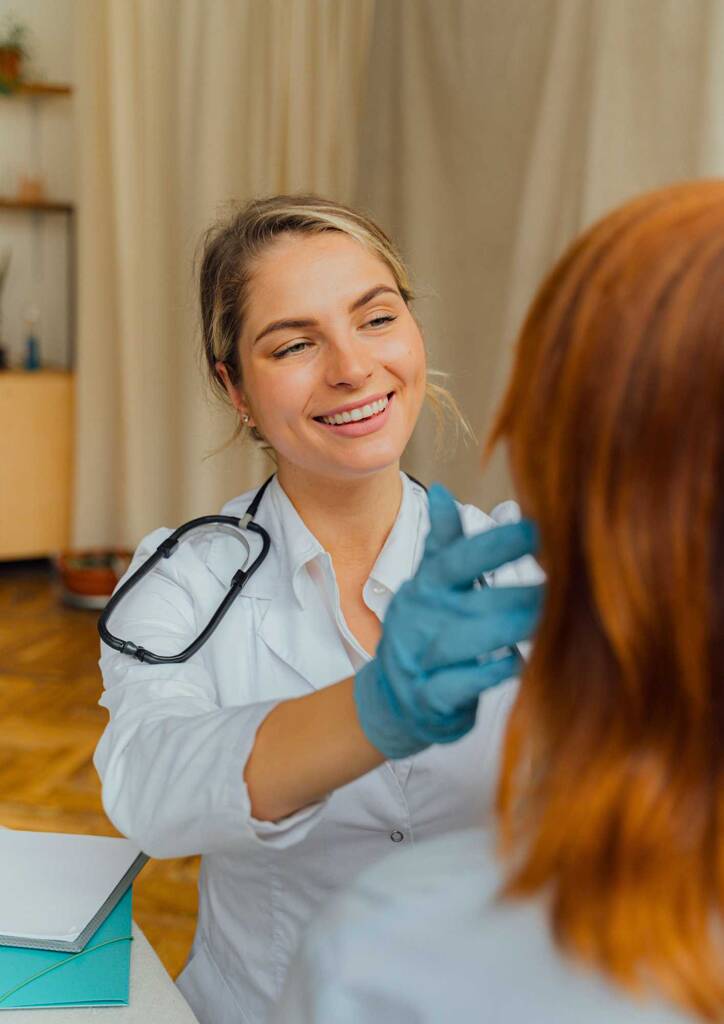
left=317, top=394, right=390, bottom=426
left=313, top=392, right=394, bottom=437
left=314, top=392, right=392, bottom=422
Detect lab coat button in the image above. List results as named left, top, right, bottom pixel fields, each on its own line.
left=390, top=830, right=404, bottom=842
left=372, top=584, right=386, bottom=594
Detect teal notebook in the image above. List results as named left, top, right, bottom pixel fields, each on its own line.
left=0, top=887, right=133, bottom=1009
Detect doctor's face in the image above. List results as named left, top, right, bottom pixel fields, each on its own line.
left=231, top=232, right=426, bottom=482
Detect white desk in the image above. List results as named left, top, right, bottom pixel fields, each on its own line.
left=1, top=924, right=198, bottom=1022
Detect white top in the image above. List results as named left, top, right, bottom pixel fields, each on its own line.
left=275, top=829, right=696, bottom=1024
left=95, top=473, right=535, bottom=1024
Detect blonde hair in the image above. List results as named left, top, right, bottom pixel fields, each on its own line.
left=198, top=193, right=472, bottom=454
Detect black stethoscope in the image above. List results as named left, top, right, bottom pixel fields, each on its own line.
left=98, top=473, right=511, bottom=666
left=98, top=475, right=275, bottom=665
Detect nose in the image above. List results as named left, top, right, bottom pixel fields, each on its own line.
left=324, top=334, right=374, bottom=389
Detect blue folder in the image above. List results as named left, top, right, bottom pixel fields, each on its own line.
left=0, top=887, right=133, bottom=1009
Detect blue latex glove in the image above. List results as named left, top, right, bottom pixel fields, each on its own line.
left=354, top=484, right=543, bottom=759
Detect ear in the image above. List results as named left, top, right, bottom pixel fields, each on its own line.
left=215, top=361, right=254, bottom=426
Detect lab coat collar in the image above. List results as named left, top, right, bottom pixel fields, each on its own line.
left=204, top=472, right=429, bottom=694
left=203, top=476, right=288, bottom=599
left=281, top=471, right=428, bottom=608
left=366, top=473, right=427, bottom=596
left=248, top=473, right=428, bottom=611
left=267, top=479, right=326, bottom=610
left=204, top=473, right=428, bottom=600
left=257, top=478, right=353, bottom=688
left=204, top=475, right=328, bottom=604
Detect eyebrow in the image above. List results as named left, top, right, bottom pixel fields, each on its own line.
left=252, top=285, right=400, bottom=346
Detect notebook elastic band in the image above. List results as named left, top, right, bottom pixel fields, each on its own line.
left=0, top=935, right=134, bottom=1005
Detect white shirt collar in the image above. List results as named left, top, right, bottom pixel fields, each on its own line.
left=367, top=473, right=426, bottom=595
left=266, top=478, right=325, bottom=610
left=269, top=472, right=427, bottom=610
left=208, top=471, right=428, bottom=607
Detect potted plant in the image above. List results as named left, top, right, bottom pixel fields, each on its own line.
left=0, top=16, right=29, bottom=91
left=56, top=550, right=132, bottom=608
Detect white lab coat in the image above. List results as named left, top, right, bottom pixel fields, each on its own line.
left=274, top=828, right=696, bottom=1024
left=95, top=473, right=532, bottom=1024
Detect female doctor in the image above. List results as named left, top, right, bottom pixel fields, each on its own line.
left=94, top=194, right=542, bottom=1024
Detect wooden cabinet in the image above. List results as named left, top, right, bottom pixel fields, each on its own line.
left=0, top=371, right=73, bottom=559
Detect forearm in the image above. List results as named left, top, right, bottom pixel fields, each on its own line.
left=244, top=676, right=385, bottom=822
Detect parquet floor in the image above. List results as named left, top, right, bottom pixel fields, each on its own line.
left=0, top=560, right=199, bottom=979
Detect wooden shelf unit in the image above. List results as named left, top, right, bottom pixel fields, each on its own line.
left=0, top=81, right=73, bottom=97
left=0, top=196, right=74, bottom=213
left=0, top=81, right=76, bottom=556
left=0, top=79, right=76, bottom=367
left=0, top=371, right=74, bottom=560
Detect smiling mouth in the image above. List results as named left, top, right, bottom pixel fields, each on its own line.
left=314, top=393, right=392, bottom=426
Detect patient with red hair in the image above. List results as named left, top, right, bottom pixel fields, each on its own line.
left=273, top=181, right=724, bottom=1023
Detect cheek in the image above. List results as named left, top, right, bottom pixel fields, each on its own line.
left=383, top=330, right=426, bottom=383
left=403, top=337, right=427, bottom=392
left=245, top=363, right=316, bottom=428
left=413, top=337, right=427, bottom=383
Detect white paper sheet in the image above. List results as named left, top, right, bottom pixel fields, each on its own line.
left=0, top=830, right=143, bottom=944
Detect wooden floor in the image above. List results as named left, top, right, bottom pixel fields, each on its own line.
left=0, top=560, right=199, bottom=979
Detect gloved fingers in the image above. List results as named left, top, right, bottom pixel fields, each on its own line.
left=422, top=483, right=464, bottom=559
left=461, top=581, right=544, bottom=618
left=354, top=658, right=479, bottom=758
left=419, top=608, right=539, bottom=671
left=423, top=653, right=521, bottom=713
left=380, top=581, right=543, bottom=674
left=387, top=579, right=544, bottom=627
left=409, top=701, right=478, bottom=745
left=418, top=519, right=540, bottom=590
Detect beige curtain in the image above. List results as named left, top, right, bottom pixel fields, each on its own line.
left=73, top=0, right=374, bottom=546
left=74, top=0, right=724, bottom=545
left=358, top=0, right=724, bottom=509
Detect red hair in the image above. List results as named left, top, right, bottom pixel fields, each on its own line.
left=489, top=181, right=724, bottom=1019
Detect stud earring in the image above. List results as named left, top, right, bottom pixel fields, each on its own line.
left=242, top=414, right=250, bottom=425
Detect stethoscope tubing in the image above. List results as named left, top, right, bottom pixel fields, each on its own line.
left=98, top=483, right=273, bottom=665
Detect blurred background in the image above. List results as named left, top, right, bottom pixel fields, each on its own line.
left=0, top=0, right=722, bottom=978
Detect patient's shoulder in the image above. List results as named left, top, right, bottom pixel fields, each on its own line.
left=312, top=828, right=695, bottom=1024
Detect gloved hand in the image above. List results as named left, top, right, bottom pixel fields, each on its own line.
left=354, top=484, right=543, bottom=759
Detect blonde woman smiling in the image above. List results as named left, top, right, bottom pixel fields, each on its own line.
left=95, top=195, right=541, bottom=1024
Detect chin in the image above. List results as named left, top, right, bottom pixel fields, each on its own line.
left=333, top=449, right=406, bottom=479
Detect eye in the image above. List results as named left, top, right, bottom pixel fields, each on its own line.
left=365, top=315, right=396, bottom=329
left=273, top=341, right=312, bottom=359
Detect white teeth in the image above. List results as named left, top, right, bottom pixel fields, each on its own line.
left=320, top=395, right=389, bottom=426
